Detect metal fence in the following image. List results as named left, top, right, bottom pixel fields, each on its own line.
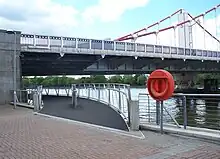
left=10, top=88, right=43, bottom=111
left=10, top=89, right=35, bottom=105
left=138, top=93, right=220, bottom=130
left=73, top=83, right=131, bottom=121
left=27, top=83, right=131, bottom=121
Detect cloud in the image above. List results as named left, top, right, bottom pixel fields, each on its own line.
left=0, top=0, right=79, bottom=36
left=82, top=0, right=150, bottom=24
left=0, top=0, right=150, bottom=36
left=0, top=0, right=218, bottom=52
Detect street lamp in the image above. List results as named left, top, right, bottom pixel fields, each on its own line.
left=6, top=30, right=17, bottom=109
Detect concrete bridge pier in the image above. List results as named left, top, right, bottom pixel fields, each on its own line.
left=0, top=30, right=21, bottom=105
left=174, top=73, right=196, bottom=90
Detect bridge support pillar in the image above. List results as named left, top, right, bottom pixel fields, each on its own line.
left=174, top=73, right=196, bottom=90
left=0, top=30, right=21, bottom=105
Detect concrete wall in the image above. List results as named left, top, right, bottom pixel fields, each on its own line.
left=0, top=29, right=21, bottom=105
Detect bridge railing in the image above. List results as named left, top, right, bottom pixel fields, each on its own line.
left=27, top=83, right=131, bottom=122
left=10, top=87, right=43, bottom=109
left=72, top=83, right=131, bottom=121
left=138, top=93, right=220, bottom=131
left=20, top=34, right=220, bottom=60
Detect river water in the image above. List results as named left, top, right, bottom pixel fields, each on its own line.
left=42, top=87, right=220, bottom=130
left=131, top=88, right=220, bottom=130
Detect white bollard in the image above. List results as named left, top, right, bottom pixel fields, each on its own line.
left=130, top=100, right=140, bottom=131
left=33, top=92, right=40, bottom=112
left=72, top=90, right=77, bottom=108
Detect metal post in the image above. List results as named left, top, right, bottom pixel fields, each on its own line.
left=148, top=95, right=150, bottom=122
left=183, top=96, right=187, bottom=129
left=33, top=91, right=39, bottom=112
left=156, top=100, right=160, bottom=125
left=127, top=85, right=132, bottom=126
left=88, top=87, right=90, bottom=99
left=98, top=85, right=100, bottom=101
left=160, top=101, right=164, bottom=134
left=183, top=11, right=187, bottom=54
left=72, top=84, right=77, bottom=108
left=118, top=90, right=121, bottom=111
left=13, top=31, right=17, bottom=109
left=108, top=88, right=111, bottom=105
left=37, top=85, right=42, bottom=109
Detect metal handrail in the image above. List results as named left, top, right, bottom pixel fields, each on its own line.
left=28, top=84, right=131, bottom=123
left=75, top=86, right=130, bottom=122
left=138, top=93, right=180, bottom=128
left=138, top=92, right=220, bottom=130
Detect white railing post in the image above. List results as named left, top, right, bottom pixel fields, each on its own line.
left=127, top=85, right=132, bottom=126
left=33, top=35, right=36, bottom=46
left=118, top=90, right=122, bottom=111
left=102, top=40, right=104, bottom=50
left=98, top=84, right=101, bottom=101
left=89, top=39, right=92, bottom=49
left=108, top=84, right=111, bottom=105
left=48, top=36, right=50, bottom=48
left=88, top=84, right=90, bottom=99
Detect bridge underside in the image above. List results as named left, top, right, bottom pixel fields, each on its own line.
left=21, top=52, right=220, bottom=76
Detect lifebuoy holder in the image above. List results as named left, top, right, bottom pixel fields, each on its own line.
left=147, top=69, right=174, bottom=101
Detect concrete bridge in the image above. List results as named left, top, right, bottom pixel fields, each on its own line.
left=20, top=33, right=220, bottom=76
left=0, top=29, right=220, bottom=104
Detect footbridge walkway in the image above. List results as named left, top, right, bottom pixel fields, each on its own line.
left=11, top=83, right=220, bottom=141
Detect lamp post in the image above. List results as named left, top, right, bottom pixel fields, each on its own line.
left=6, top=30, right=17, bottom=109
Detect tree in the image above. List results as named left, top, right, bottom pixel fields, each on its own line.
left=122, top=75, right=136, bottom=85
left=90, top=75, right=107, bottom=83
left=108, top=75, right=123, bottom=83
left=137, top=75, right=146, bottom=85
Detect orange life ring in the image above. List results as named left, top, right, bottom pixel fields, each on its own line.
left=147, top=69, right=175, bottom=101
left=150, top=79, right=169, bottom=99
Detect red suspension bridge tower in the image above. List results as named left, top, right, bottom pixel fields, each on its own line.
left=115, top=4, right=220, bottom=51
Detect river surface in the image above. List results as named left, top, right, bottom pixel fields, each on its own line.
left=41, top=87, right=220, bottom=130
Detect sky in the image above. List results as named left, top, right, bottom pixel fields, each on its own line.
left=0, top=0, right=219, bottom=44
left=0, top=0, right=220, bottom=79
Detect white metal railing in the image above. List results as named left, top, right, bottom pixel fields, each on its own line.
left=20, top=34, right=220, bottom=61
left=10, top=88, right=43, bottom=108
left=138, top=93, right=220, bottom=131
left=28, top=83, right=131, bottom=122
left=74, top=85, right=130, bottom=121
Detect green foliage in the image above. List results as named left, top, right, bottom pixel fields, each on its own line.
left=22, top=73, right=220, bottom=88
left=195, top=73, right=220, bottom=85
left=22, top=74, right=148, bottom=87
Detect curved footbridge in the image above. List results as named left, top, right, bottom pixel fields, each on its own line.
left=40, top=96, right=129, bottom=131
left=26, top=83, right=133, bottom=131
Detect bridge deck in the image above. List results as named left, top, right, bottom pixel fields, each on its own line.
left=1, top=105, right=220, bottom=159
left=40, top=95, right=129, bottom=131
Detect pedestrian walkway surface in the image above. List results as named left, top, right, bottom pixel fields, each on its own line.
left=40, top=95, right=128, bottom=131
left=0, top=105, right=220, bottom=159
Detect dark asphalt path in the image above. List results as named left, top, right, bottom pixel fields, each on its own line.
left=40, top=95, right=129, bottom=131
